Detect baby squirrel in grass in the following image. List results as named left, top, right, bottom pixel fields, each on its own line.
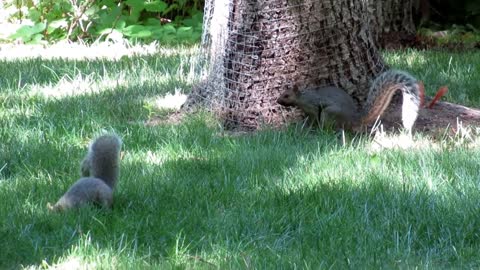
left=47, top=134, right=122, bottom=212
left=277, top=69, right=421, bottom=133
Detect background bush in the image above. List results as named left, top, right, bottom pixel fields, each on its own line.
left=422, top=0, right=480, bottom=28
left=3, top=0, right=204, bottom=44
left=3, top=0, right=480, bottom=45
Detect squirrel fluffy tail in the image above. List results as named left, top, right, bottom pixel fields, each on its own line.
left=81, top=134, right=122, bottom=189
left=360, top=69, right=421, bottom=132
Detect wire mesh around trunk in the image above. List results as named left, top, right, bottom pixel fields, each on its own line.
left=183, top=0, right=385, bottom=131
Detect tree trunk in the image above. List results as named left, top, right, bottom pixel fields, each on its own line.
left=185, top=0, right=387, bottom=130
left=368, top=0, right=416, bottom=49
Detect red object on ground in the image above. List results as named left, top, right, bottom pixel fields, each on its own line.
left=428, top=86, right=448, bottom=109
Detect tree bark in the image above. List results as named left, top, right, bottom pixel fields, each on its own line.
left=368, top=0, right=416, bottom=49
left=185, top=0, right=387, bottom=130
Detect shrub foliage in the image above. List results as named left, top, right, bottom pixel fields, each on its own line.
left=4, top=0, right=204, bottom=44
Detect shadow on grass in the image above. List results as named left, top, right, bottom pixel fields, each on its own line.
left=4, top=117, right=480, bottom=268
left=0, top=132, right=86, bottom=180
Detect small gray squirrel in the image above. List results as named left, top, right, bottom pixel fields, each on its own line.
left=47, top=134, right=122, bottom=212
left=277, top=69, right=421, bottom=133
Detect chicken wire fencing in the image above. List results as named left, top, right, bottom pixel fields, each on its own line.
left=184, top=0, right=385, bottom=130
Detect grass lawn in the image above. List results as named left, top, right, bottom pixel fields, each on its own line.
left=1, top=44, right=480, bottom=269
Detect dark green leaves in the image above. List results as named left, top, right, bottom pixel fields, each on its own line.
left=6, top=0, right=204, bottom=44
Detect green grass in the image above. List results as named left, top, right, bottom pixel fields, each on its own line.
left=1, top=47, right=480, bottom=269
left=384, top=49, right=480, bottom=106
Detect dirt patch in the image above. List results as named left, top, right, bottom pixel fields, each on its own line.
left=379, top=95, right=480, bottom=136
left=145, top=111, right=186, bottom=126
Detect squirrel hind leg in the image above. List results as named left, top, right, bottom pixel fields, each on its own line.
left=80, top=156, right=91, bottom=177
left=96, top=194, right=113, bottom=209
left=94, top=184, right=114, bottom=209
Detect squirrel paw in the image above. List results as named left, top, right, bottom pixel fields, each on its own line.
left=46, top=202, right=55, bottom=211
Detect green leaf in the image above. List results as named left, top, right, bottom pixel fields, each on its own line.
left=27, top=33, right=44, bottom=44
left=125, top=0, right=144, bottom=10
left=9, top=26, right=35, bottom=39
left=99, top=0, right=116, bottom=7
left=190, top=30, right=202, bottom=42
left=144, top=1, right=168, bottom=13
left=131, top=29, right=152, bottom=38
left=31, top=22, right=47, bottom=34
left=151, top=29, right=165, bottom=39
left=28, top=8, right=42, bottom=22
left=48, top=19, right=68, bottom=30
left=125, top=0, right=144, bottom=22
left=128, top=10, right=142, bottom=23
left=176, top=26, right=193, bottom=39
left=8, top=23, right=46, bottom=41
left=150, top=24, right=178, bottom=42
left=85, top=6, right=98, bottom=16
left=162, top=24, right=176, bottom=35
left=145, top=18, right=162, bottom=26
left=194, top=12, right=204, bottom=23
left=98, top=7, right=123, bottom=28
left=123, top=25, right=144, bottom=35
left=116, top=19, right=127, bottom=30
left=183, top=13, right=203, bottom=27
left=123, top=25, right=152, bottom=38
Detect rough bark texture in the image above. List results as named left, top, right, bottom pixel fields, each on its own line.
left=185, top=0, right=387, bottom=130
left=368, top=0, right=416, bottom=49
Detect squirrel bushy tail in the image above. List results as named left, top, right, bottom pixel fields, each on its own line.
left=81, top=134, right=122, bottom=189
left=360, top=69, right=421, bottom=132
left=48, top=134, right=122, bottom=212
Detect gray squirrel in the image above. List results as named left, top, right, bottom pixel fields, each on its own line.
left=47, top=134, right=122, bottom=212
left=277, top=69, right=421, bottom=133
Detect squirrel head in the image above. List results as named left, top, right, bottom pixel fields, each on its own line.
left=277, top=85, right=300, bottom=107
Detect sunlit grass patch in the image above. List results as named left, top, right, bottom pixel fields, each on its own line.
left=0, top=42, right=200, bottom=61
